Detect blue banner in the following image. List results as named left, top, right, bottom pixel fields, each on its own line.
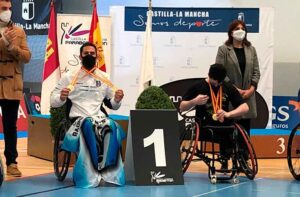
left=272, top=96, right=300, bottom=130
left=11, top=0, right=61, bottom=35
left=125, top=7, right=259, bottom=32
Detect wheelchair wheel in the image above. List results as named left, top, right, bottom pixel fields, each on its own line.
left=0, top=156, right=3, bottom=186
left=53, top=121, right=71, bottom=181
left=180, top=122, right=200, bottom=173
left=235, top=123, right=258, bottom=180
left=287, top=123, right=300, bottom=180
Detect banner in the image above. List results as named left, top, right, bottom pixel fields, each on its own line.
left=110, top=6, right=274, bottom=129
left=57, top=14, right=111, bottom=75
left=125, top=7, right=259, bottom=32
left=11, top=0, right=58, bottom=35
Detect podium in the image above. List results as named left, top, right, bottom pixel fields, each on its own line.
left=125, top=109, right=184, bottom=185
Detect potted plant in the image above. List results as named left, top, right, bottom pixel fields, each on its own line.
left=135, top=86, right=175, bottom=109
left=50, top=105, right=66, bottom=137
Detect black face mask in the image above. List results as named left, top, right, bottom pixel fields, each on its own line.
left=82, top=55, right=96, bottom=70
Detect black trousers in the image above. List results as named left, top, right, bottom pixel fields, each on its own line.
left=0, top=99, right=20, bottom=166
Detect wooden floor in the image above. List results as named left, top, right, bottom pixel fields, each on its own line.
left=0, top=138, right=295, bottom=182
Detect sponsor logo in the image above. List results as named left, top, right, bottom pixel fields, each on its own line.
left=150, top=171, right=174, bottom=184
left=22, top=0, right=34, bottom=20
left=237, top=12, right=245, bottom=21
left=272, top=96, right=300, bottom=129
left=60, top=23, right=90, bottom=45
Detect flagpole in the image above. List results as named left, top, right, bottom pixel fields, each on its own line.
left=148, top=0, right=152, bottom=87
left=149, top=0, right=152, bottom=11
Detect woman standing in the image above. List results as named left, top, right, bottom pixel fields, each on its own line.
left=215, top=19, right=260, bottom=135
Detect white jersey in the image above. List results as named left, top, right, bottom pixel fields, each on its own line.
left=50, top=68, right=121, bottom=118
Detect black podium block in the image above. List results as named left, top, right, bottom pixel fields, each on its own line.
left=124, top=109, right=184, bottom=185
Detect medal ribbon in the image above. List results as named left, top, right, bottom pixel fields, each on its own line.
left=208, top=82, right=223, bottom=116
left=68, top=67, right=117, bottom=91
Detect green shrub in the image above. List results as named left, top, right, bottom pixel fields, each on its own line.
left=50, top=105, right=66, bottom=137
left=135, top=86, right=175, bottom=109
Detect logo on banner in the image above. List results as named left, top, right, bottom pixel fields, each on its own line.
left=238, top=12, right=245, bottom=21
left=150, top=171, right=174, bottom=184
left=125, top=7, right=259, bottom=32
left=169, top=36, right=176, bottom=45
left=22, top=0, right=35, bottom=21
left=60, top=23, right=89, bottom=45
left=272, top=96, right=300, bottom=129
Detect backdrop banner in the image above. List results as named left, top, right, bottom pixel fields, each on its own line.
left=11, top=0, right=61, bottom=35
left=110, top=6, right=274, bottom=128
left=57, top=14, right=111, bottom=75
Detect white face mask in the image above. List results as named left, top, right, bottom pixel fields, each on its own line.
left=232, top=29, right=246, bottom=41
left=0, top=10, right=12, bottom=24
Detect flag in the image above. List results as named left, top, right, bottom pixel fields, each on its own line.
left=41, top=2, right=60, bottom=114
left=138, top=8, right=154, bottom=94
left=89, top=3, right=106, bottom=72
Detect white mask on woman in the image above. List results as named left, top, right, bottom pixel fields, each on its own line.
left=232, top=29, right=246, bottom=41
left=0, top=10, right=12, bottom=24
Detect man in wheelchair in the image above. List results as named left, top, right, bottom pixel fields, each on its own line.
left=179, top=63, right=249, bottom=170
left=50, top=42, right=125, bottom=188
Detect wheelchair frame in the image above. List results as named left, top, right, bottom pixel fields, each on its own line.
left=287, top=123, right=300, bottom=180
left=180, top=120, right=258, bottom=184
left=0, top=155, right=3, bottom=186
left=53, top=119, right=72, bottom=181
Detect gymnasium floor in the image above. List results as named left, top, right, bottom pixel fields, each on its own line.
left=1, top=138, right=300, bottom=197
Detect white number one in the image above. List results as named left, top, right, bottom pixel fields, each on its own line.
left=143, top=129, right=166, bottom=167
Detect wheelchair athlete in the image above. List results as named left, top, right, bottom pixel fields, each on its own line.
left=179, top=63, right=249, bottom=169
left=50, top=42, right=125, bottom=188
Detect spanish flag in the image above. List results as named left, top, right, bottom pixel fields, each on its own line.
left=89, top=2, right=106, bottom=72
left=41, top=1, right=60, bottom=114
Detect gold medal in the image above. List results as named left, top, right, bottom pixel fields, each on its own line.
left=212, top=113, right=218, bottom=121
left=67, top=85, right=74, bottom=92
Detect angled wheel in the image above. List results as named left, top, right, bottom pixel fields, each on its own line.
left=0, top=156, right=3, bottom=187
left=235, top=123, right=258, bottom=180
left=53, top=120, right=71, bottom=181
left=180, top=121, right=200, bottom=173
left=287, top=123, right=300, bottom=180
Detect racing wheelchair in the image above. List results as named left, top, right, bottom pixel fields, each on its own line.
left=287, top=123, right=300, bottom=180
left=53, top=98, right=113, bottom=181
left=180, top=114, right=258, bottom=184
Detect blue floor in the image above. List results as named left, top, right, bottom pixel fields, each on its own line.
left=1, top=172, right=300, bottom=197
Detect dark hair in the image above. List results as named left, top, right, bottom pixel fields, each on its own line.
left=208, top=63, right=227, bottom=82
left=79, top=42, right=97, bottom=56
left=225, top=19, right=251, bottom=47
